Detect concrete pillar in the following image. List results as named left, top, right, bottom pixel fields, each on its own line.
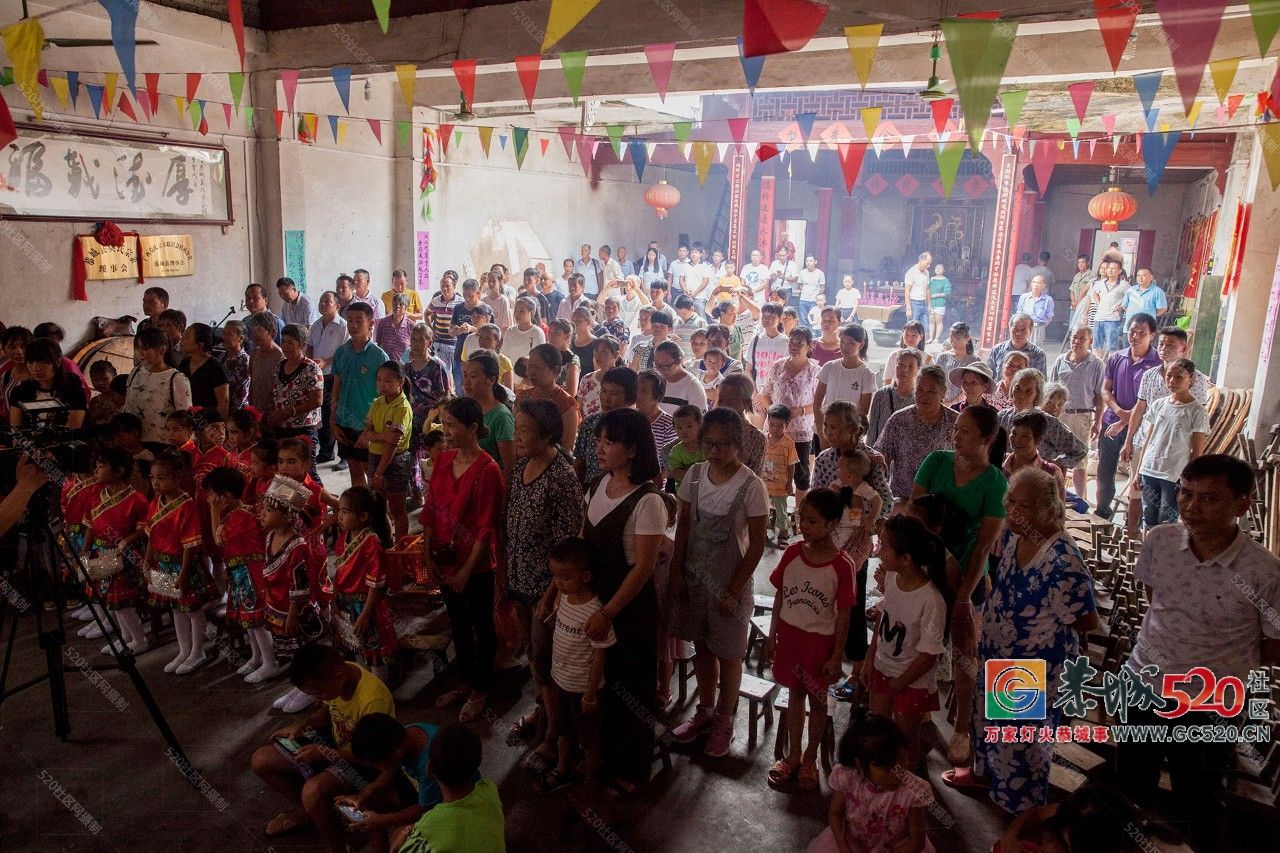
left=249, top=71, right=285, bottom=305
left=392, top=96, right=419, bottom=288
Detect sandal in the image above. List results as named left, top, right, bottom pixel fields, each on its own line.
left=767, top=758, right=798, bottom=789
left=506, top=710, right=540, bottom=746
left=941, top=767, right=989, bottom=791
left=459, top=692, right=487, bottom=723
left=945, top=732, right=972, bottom=766
left=265, top=811, right=310, bottom=837
left=535, top=767, right=581, bottom=793
left=521, top=741, right=557, bottom=772
left=434, top=686, right=469, bottom=709
left=798, top=760, right=819, bottom=792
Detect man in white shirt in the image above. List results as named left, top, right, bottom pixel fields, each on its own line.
left=796, top=254, right=826, bottom=328
left=575, top=244, right=603, bottom=298
left=276, top=277, right=316, bottom=328
left=1029, top=250, right=1054, bottom=288
left=349, top=268, right=385, bottom=320
left=903, top=251, right=932, bottom=326
left=834, top=274, right=862, bottom=322
left=1088, top=259, right=1130, bottom=357
left=767, top=246, right=798, bottom=305
left=740, top=249, right=771, bottom=304
left=667, top=244, right=691, bottom=301
left=556, top=273, right=594, bottom=323
left=307, top=290, right=349, bottom=463
left=555, top=258, right=574, bottom=297
left=652, top=340, right=708, bottom=414
left=1011, top=253, right=1034, bottom=299
left=1016, top=275, right=1055, bottom=345
left=1122, top=325, right=1210, bottom=465
left=683, top=244, right=714, bottom=317
left=599, top=245, right=624, bottom=288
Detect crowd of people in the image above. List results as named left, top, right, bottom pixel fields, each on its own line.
left=3, top=237, right=1272, bottom=853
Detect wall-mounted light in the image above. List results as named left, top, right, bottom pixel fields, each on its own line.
left=364, top=79, right=373, bottom=101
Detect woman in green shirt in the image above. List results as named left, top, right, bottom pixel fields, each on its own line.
left=461, top=352, right=515, bottom=479
left=911, top=404, right=1006, bottom=767
left=928, top=263, right=952, bottom=344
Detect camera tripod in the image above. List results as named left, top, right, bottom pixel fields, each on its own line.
left=0, top=493, right=194, bottom=777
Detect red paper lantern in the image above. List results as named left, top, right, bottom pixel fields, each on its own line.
left=1088, top=186, right=1138, bottom=232
left=644, top=180, right=681, bottom=219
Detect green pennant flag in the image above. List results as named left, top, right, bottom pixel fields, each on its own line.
left=454, top=130, right=462, bottom=147
left=941, top=17, right=1019, bottom=154
left=998, top=90, right=1027, bottom=129
left=513, top=127, right=529, bottom=169
left=672, top=120, right=692, bottom=144
left=1249, top=0, right=1280, bottom=58
left=560, top=51, right=587, bottom=106
left=935, top=140, right=966, bottom=197
left=0, top=66, right=13, bottom=86
left=396, top=121, right=411, bottom=150
left=190, top=99, right=203, bottom=130
left=229, top=72, right=245, bottom=113
left=1066, top=117, right=1080, bottom=139
left=245, top=105, right=255, bottom=130
left=605, top=124, right=625, bottom=158
left=372, top=0, right=392, bottom=34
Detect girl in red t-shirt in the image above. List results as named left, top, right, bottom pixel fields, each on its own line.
left=330, top=486, right=398, bottom=679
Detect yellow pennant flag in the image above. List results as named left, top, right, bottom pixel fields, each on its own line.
left=860, top=106, right=881, bottom=141
left=541, top=0, right=603, bottom=53
left=2, top=18, right=45, bottom=119
left=50, top=74, right=70, bottom=110
left=1186, top=101, right=1203, bottom=128
left=395, top=64, right=416, bottom=111
left=337, top=119, right=349, bottom=147
left=844, top=24, right=883, bottom=89
left=175, top=96, right=186, bottom=117
left=477, top=125, right=494, bottom=157
left=1208, top=57, right=1240, bottom=105
left=1260, top=123, right=1280, bottom=190
left=104, top=72, right=118, bottom=114
left=306, top=113, right=319, bottom=140
left=692, top=141, right=715, bottom=185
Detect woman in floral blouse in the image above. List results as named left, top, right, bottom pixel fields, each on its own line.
left=759, top=327, right=820, bottom=503
left=219, top=320, right=250, bottom=411
left=268, top=324, right=324, bottom=471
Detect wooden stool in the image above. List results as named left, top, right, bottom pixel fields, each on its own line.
left=738, top=673, right=779, bottom=751
left=675, top=654, right=697, bottom=708
left=772, top=689, right=836, bottom=771
left=746, top=614, right=772, bottom=676
left=753, top=594, right=774, bottom=616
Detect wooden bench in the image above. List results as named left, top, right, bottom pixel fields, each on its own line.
left=773, top=689, right=835, bottom=771
left=754, top=594, right=774, bottom=615
left=738, top=673, right=779, bottom=751
left=675, top=654, right=697, bottom=708
left=746, top=614, right=773, bottom=676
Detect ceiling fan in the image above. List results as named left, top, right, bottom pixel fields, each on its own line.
left=20, top=0, right=158, bottom=49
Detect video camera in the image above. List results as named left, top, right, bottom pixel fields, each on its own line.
left=0, top=399, right=94, bottom=484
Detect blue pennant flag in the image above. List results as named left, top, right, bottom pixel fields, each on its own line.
left=1141, top=130, right=1181, bottom=195
left=499, top=135, right=508, bottom=150
left=332, top=66, right=352, bottom=113
left=86, top=83, right=104, bottom=118
left=1144, top=108, right=1159, bottom=133
left=1133, top=71, right=1162, bottom=127
left=737, top=37, right=765, bottom=95
left=327, top=114, right=339, bottom=142
left=67, top=71, right=79, bottom=108
left=98, top=0, right=139, bottom=95
left=628, top=138, right=647, bottom=181
left=796, top=111, right=817, bottom=142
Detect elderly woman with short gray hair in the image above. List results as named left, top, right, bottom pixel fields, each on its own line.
left=375, top=292, right=415, bottom=363
left=247, top=311, right=283, bottom=414
left=997, top=368, right=1088, bottom=471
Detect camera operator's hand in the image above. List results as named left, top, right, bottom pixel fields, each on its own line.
left=15, top=456, right=49, bottom=491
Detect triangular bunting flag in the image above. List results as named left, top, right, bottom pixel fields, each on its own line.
left=557, top=125, right=576, bottom=157
left=228, top=0, right=246, bottom=69
left=605, top=124, right=625, bottom=158
left=98, top=0, right=139, bottom=96
left=327, top=114, right=339, bottom=142
left=191, top=99, right=204, bottom=131
left=860, top=107, right=881, bottom=140
left=646, top=140, right=658, bottom=158
left=478, top=125, right=493, bottom=157
left=540, top=138, right=550, bottom=156
left=941, top=17, right=1019, bottom=153
left=280, top=70, right=299, bottom=114
left=844, top=24, right=882, bottom=89
left=1259, top=122, right=1280, bottom=189
left=229, top=72, right=245, bottom=113
left=574, top=134, right=594, bottom=176
left=117, top=92, right=137, bottom=122
left=1187, top=100, right=1203, bottom=127
left=1068, top=81, right=1094, bottom=122
left=86, top=84, right=104, bottom=119
left=795, top=112, right=817, bottom=142
left=1141, top=130, right=1181, bottom=194
left=628, top=138, right=647, bottom=180
left=514, top=55, right=541, bottom=109
left=716, top=141, right=732, bottom=162
left=1227, top=92, right=1245, bottom=118
left=543, top=0, right=603, bottom=50
left=737, top=37, right=766, bottom=94
left=1095, top=0, right=1141, bottom=73
left=1101, top=114, right=1117, bottom=136
left=396, top=120, right=411, bottom=149
left=742, top=0, right=829, bottom=58
left=756, top=142, right=780, bottom=161
left=692, top=141, right=715, bottom=184
left=514, top=128, right=529, bottom=168
left=644, top=43, right=676, bottom=101
left=498, top=134, right=507, bottom=151
left=367, top=118, right=383, bottom=144
left=998, top=90, right=1027, bottom=127
left=103, top=73, right=117, bottom=114
left=805, top=140, right=820, bottom=161
left=1066, top=117, right=1081, bottom=139
left=935, top=140, right=966, bottom=197
left=51, top=75, right=70, bottom=110
left=273, top=108, right=284, bottom=136
left=930, top=99, right=953, bottom=135
left=1133, top=70, right=1162, bottom=121
left=394, top=64, right=416, bottom=112
left=1, top=19, right=44, bottom=119
left=1215, top=104, right=1226, bottom=125
left=372, top=0, right=391, bottom=34
left=1145, top=108, right=1159, bottom=132
left=836, top=142, right=868, bottom=193
left=222, top=101, right=233, bottom=128
left=453, top=60, right=477, bottom=108
left=1156, top=0, right=1228, bottom=116
left=144, top=72, right=158, bottom=114
left=332, top=66, right=352, bottom=113
left=560, top=51, right=587, bottom=105
left=901, top=134, right=915, bottom=156
left=186, top=72, right=201, bottom=104
left=1209, top=57, right=1241, bottom=104
left=1031, top=138, right=1056, bottom=195
left=1249, top=0, right=1280, bottom=58
left=870, top=137, right=886, bottom=158
left=0, top=90, right=16, bottom=151
left=67, top=71, right=80, bottom=109
left=673, top=121, right=692, bottom=144
left=727, top=117, right=749, bottom=145
left=1088, top=138, right=1099, bottom=158
left=437, top=123, right=453, bottom=155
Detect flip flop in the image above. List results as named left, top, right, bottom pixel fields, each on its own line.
left=797, top=760, right=820, bottom=792
left=535, top=767, right=581, bottom=793
left=506, top=710, right=539, bottom=746
left=941, top=767, right=989, bottom=791
left=767, top=758, right=798, bottom=789
left=459, top=693, right=487, bottom=723
left=521, top=741, right=557, bottom=773
left=265, top=811, right=310, bottom=838
left=434, top=686, right=469, bottom=709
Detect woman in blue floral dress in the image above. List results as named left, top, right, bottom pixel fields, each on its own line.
left=950, top=467, right=1099, bottom=813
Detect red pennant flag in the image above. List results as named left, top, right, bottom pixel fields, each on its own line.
left=727, top=117, right=749, bottom=144
left=514, top=55, right=541, bottom=110
left=1094, top=0, right=1140, bottom=73
left=756, top=142, right=780, bottom=162
left=367, top=118, right=383, bottom=144
left=116, top=93, right=138, bottom=122
left=557, top=125, right=576, bottom=157
left=437, top=123, right=454, bottom=156
left=930, top=99, right=953, bottom=135
left=228, top=0, right=246, bottom=70
left=643, top=43, right=677, bottom=100
left=1032, top=139, right=1056, bottom=195
left=1156, top=0, right=1228, bottom=116
left=222, top=101, right=233, bottom=128
left=1226, top=92, right=1245, bottom=118
left=37, top=69, right=48, bottom=87
left=540, top=138, right=550, bottom=155
left=742, top=0, right=829, bottom=58
left=1068, top=81, right=1094, bottom=122
left=145, top=73, right=160, bottom=115
left=453, top=60, right=477, bottom=107
left=186, top=73, right=201, bottom=104
left=198, top=115, right=209, bottom=136
left=0, top=91, right=18, bottom=151
left=836, top=143, right=868, bottom=193
left=574, top=134, right=595, bottom=177
left=274, top=108, right=285, bottom=136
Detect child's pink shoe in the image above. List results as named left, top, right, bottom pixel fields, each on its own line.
left=671, top=705, right=715, bottom=744
left=703, top=712, right=735, bottom=757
